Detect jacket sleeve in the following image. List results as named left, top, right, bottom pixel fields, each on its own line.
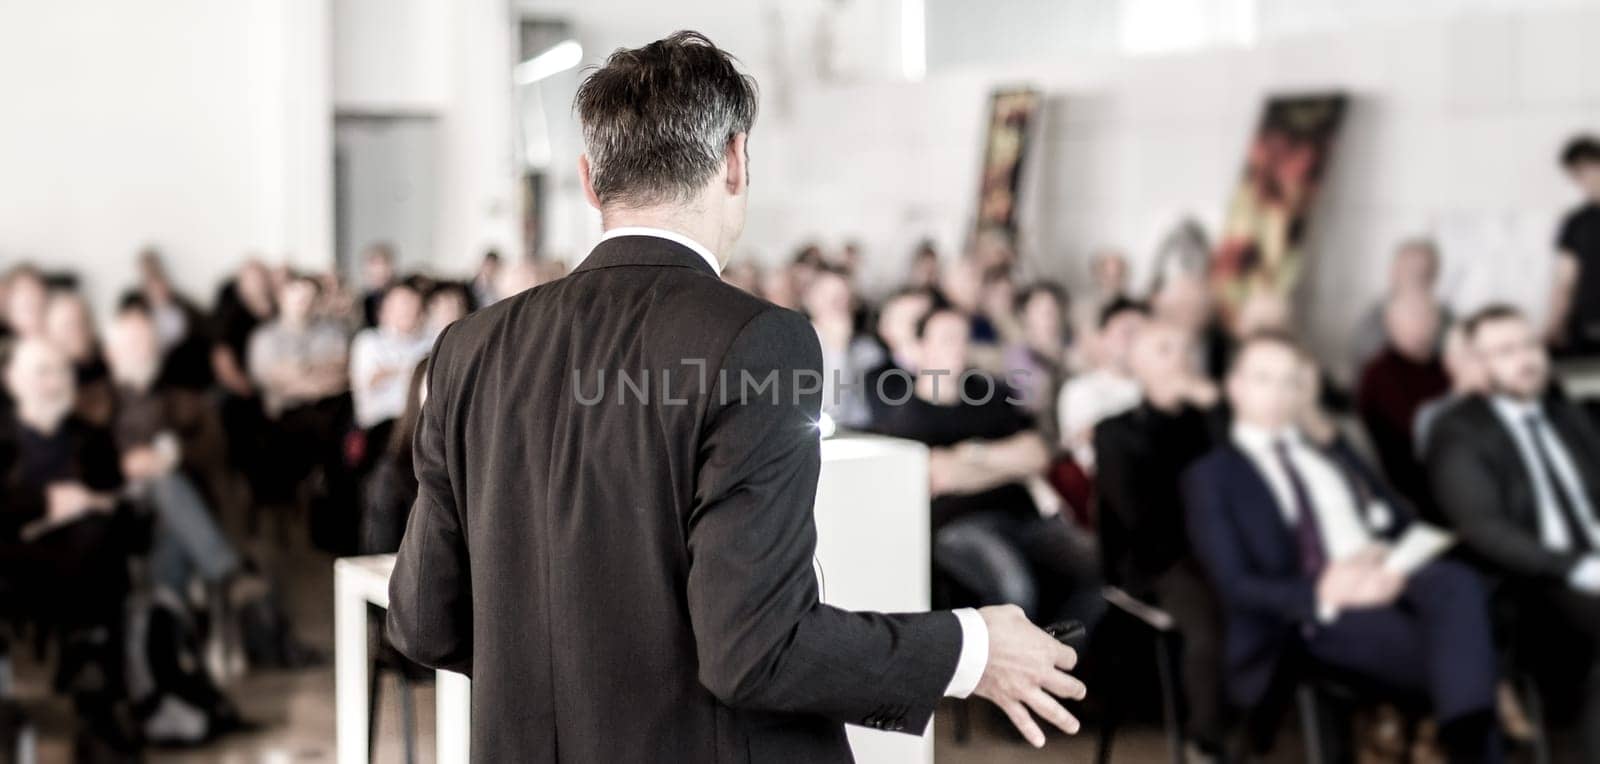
left=686, top=307, right=963, bottom=734
left=1425, top=413, right=1580, bottom=583
left=386, top=329, right=474, bottom=675
left=1183, top=461, right=1317, bottom=623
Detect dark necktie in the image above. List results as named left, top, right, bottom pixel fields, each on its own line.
left=1273, top=439, right=1328, bottom=577
left=1523, top=414, right=1594, bottom=552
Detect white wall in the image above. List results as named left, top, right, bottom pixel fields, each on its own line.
left=333, top=0, right=520, bottom=273
left=743, top=3, right=1600, bottom=372
left=0, top=0, right=331, bottom=314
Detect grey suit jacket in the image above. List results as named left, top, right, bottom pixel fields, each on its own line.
left=386, top=235, right=964, bottom=763
left=1425, top=392, right=1600, bottom=584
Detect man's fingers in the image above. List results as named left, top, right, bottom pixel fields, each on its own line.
left=999, top=700, right=1046, bottom=748
left=1043, top=669, right=1087, bottom=701
left=1053, top=641, right=1078, bottom=671
left=1024, top=688, right=1082, bottom=737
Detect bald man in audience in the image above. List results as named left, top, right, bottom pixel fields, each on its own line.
left=1357, top=289, right=1450, bottom=510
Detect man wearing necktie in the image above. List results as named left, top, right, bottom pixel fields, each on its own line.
left=1185, top=330, right=1501, bottom=761
left=1428, top=304, right=1600, bottom=761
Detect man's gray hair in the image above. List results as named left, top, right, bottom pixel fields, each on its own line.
left=574, top=31, right=758, bottom=208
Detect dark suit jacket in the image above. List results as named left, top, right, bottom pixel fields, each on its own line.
left=386, top=235, right=964, bottom=763
left=1424, top=393, right=1599, bottom=585
left=1093, top=403, right=1219, bottom=597
left=1183, top=437, right=1408, bottom=706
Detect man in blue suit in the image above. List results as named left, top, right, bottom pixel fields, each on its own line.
left=1184, top=330, right=1500, bottom=761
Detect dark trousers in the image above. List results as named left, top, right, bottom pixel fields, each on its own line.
left=1523, top=586, right=1600, bottom=761
left=1154, top=560, right=1226, bottom=747
left=1306, top=560, right=1498, bottom=747
left=934, top=510, right=1105, bottom=628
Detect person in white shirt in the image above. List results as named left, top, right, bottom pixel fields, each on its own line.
left=1057, top=297, right=1147, bottom=471
left=349, top=279, right=433, bottom=452
left=1186, top=331, right=1501, bottom=761
left=1426, top=304, right=1600, bottom=760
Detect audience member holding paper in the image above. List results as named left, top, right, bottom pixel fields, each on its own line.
left=1427, top=304, right=1600, bottom=761
left=1185, top=331, right=1502, bottom=762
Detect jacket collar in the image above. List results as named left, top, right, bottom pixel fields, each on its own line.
left=574, top=227, right=722, bottom=277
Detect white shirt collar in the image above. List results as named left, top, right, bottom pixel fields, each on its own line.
left=1490, top=394, right=1542, bottom=422
left=593, top=226, right=723, bottom=275
left=1232, top=421, right=1301, bottom=453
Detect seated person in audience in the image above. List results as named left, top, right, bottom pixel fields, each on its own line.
left=1413, top=325, right=1486, bottom=458
left=1186, top=331, right=1501, bottom=761
left=1069, top=249, right=1129, bottom=365
left=0, top=339, right=141, bottom=713
left=1057, top=297, right=1147, bottom=472
left=471, top=249, right=502, bottom=308
left=939, top=256, right=997, bottom=343
left=871, top=306, right=1103, bottom=627
left=1357, top=289, right=1450, bottom=509
left=210, top=261, right=276, bottom=499
left=43, top=289, right=115, bottom=428
left=246, top=273, right=354, bottom=534
left=1093, top=320, right=1227, bottom=750
left=1349, top=238, right=1448, bottom=377
left=862, top=287, right=935, bottom=423
left=425, top=280, right=473, bottom=336
left=361, top=360, right=428, bottom=554
left=1150, top=268, right=1230, bottom=381
left=358, top=242, right=397, bottom=328
left=979, top=267, right=1021, bottom=347
left=134, top=249, right=213, bottom=390
left=105, top=305, right=241, bottom=597
left=349, top=278, right=432, bottom=460
left=906, top=239, right=941, bottom=291
left=720, top=260, right=760, bottom=295
left=1426, top=304, right=1600, bottom=760
left=802, top=265, right=882, bottom=430
left=1, top=264, right=49, bottom=342
left=1002, top=282, right=1070, bottom=445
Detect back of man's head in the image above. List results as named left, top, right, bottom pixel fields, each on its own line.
left=575, top=31, right=757, bottom=209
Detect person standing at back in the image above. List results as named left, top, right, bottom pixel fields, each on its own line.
left=385, top=31, right=1085, bottom=763
left=1549, top=135, right=1600, bottom=354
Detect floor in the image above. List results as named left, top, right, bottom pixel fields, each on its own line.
left=12, top=529, right=1183, bottom=764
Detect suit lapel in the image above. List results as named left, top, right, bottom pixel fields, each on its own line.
left=1219, top=446, right=1301, bottom=567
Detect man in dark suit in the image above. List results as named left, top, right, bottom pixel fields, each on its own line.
left=1185, top=331, right=1500, bottom=761
left=1426, top=304, right=1600, bottom=760
left=385, top=32, right=1084, bottom=763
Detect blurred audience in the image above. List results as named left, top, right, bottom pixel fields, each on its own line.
left=870, top=307, right=1103, bottom=627
left=1186, top=332, right=1502, bottom=762
left=1427, top=305, right=1600, bottom=760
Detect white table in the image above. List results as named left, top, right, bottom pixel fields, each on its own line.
left=333, top=434, right=932, bottom=764
left=334, top=554, right=470, bottom=764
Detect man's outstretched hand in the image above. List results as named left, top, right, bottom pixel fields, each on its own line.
left=972, top=605, right=1088, bottom=748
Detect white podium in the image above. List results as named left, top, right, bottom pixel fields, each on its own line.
left=333, top=434, right=931, bottom=764
left=813, top=434, right=934, bottom=764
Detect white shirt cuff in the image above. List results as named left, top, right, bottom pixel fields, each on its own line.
left=943, top=608, right=988, bottom=698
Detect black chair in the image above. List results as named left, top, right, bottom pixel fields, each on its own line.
left=1092, top=586, right=1186, bottom=764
